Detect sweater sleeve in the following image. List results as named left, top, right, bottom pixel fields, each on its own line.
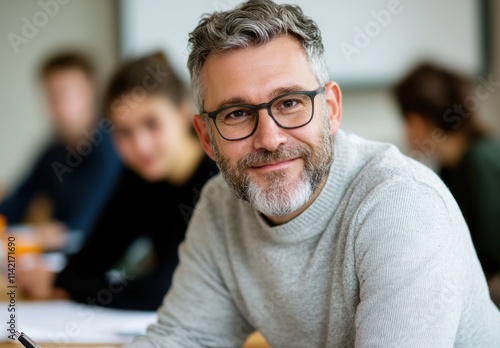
left=124, top=182, right=253, bottom=348
left=353, top=178, right=473, bottom=347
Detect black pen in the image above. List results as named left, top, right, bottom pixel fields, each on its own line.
left=14, top=331, right=42, bottom=348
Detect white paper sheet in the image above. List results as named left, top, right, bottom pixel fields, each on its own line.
left=1, top=300, right=158, bottom=344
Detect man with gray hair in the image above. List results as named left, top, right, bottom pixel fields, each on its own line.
left=125, top=1, right=500, bottom=347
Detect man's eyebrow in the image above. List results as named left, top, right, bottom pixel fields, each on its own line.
left=211, top=84, right=308, bottom=111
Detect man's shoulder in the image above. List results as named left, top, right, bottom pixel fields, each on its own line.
left=343, top=135, right=471, bottom=260
left=341, top=132, right=456, bottom=215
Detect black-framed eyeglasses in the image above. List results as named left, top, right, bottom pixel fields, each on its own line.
left=202, top=86, right=326, bottom=141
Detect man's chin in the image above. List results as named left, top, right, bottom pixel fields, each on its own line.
left=246, top=177, right=313, bottom=218
left=250, top=169, right=300, bottom=190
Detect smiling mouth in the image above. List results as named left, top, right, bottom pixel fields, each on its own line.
left=251, top=158, right=298, bottom=170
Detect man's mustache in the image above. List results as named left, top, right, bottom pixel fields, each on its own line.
left=238, top=145, right=311, bottom=169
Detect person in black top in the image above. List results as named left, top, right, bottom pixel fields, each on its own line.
left=393, top=62, right=500, bottom=306
left=18, top=52, right=218, bottom=310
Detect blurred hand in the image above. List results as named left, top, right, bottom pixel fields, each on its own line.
left=34, top=221, right=68, bottom=251
left=17, top=255, right=56, bottom=300
left=8, top=221, right=68, bottom=252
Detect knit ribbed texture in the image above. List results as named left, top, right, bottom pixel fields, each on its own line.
left=125, top=130, right=500, bottom=348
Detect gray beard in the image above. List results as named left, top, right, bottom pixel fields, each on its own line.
left=211, top=115, right=335, bottom=217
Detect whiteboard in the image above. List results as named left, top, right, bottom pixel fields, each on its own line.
left=118, top=0, right=485, bottom=88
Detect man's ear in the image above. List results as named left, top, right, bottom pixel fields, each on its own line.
left=324, top=81, right=342, bottom=135
left=193, top=114, right=216, bottom=161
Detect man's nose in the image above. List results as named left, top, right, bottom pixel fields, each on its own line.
left=252, top=109, right=287, bottom=151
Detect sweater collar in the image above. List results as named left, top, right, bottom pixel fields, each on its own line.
left=253, top=129, right=350, bottom=244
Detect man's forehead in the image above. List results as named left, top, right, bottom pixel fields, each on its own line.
left=202, top=36, right=307, bottom=77
left=200, top=36, right=317, bottom=109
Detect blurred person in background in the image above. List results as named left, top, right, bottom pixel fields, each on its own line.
left=0, top=52, right=122, bottom=251
left=393, top=62, right=500, bottom=306
left=17, top=52, right=218, bottom=310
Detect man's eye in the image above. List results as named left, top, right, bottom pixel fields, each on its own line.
left=226, top=109, right=251, bottom=119
left=280, top=99, right=299, bottom=109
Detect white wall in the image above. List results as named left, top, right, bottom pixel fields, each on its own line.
left=0, top=0, right=118, bottom=189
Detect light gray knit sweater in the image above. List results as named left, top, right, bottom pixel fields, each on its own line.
left=125, top=130, right=500, bottom=347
